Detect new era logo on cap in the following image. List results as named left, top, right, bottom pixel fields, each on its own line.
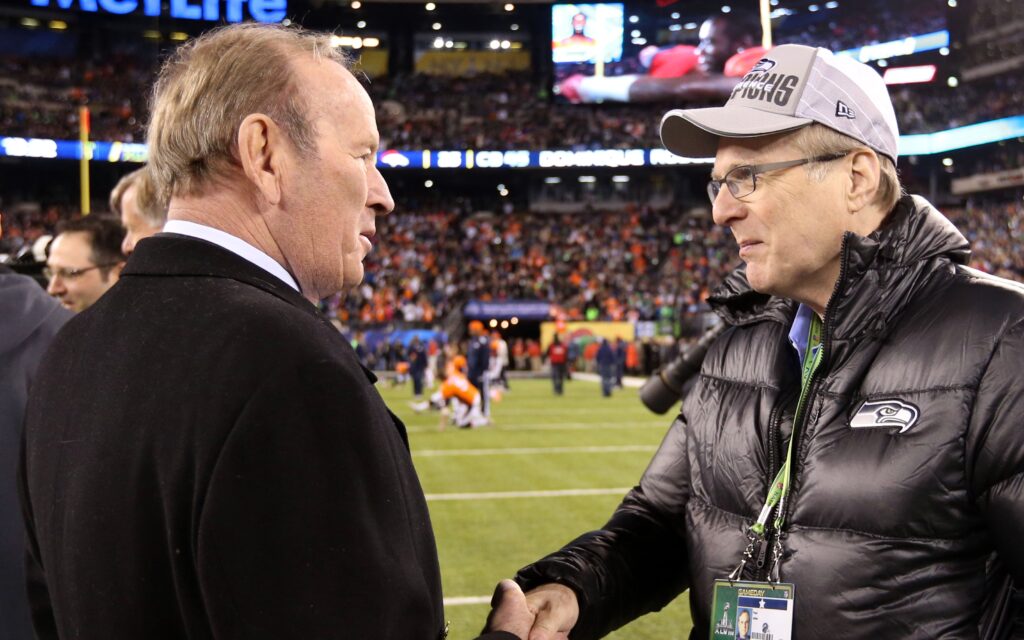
left=660, top=44, right=899, bottom=162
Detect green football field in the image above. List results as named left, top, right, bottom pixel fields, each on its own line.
left=379, top=377, right=695, bottom=639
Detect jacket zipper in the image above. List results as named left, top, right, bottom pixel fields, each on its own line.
left=769, top=235, right=852, bottom=577
left=755, top=388, right=794, bottom=579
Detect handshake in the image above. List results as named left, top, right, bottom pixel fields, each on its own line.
left=482, top=580, right=580, bottom=640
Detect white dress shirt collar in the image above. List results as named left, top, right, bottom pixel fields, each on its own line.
left=161, top=220, right=300, bottom=293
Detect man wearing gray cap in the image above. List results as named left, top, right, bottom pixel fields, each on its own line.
left=483, top=44, right=1024, bottom=639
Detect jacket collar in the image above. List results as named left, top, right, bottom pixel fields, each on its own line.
left=122, top=233, right=379, bottom=385
left=709, top=195, right=970, bottom=340
left=124, top=232, right=313, bottom=310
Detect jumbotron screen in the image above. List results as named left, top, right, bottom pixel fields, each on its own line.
left=553, top=0, right=949, bottom=105
left=551, top=3, right=625, bottom=65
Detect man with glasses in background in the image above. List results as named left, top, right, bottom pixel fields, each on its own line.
left=485, top=43, right=1024, bottom=639
left=45, top=216, right=125, bottom=312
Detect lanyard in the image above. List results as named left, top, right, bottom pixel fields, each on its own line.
left=750, top=313, right=823, bottom=537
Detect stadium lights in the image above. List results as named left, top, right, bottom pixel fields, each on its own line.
left=770, top=0, right=779, bottom=5
left=424, top=180, right=434, bottom=188
left=721, top=6, right=731, bottom=13
left=445, top=40, right=453, bottom=48
left=48, top=19, right=68, bottom=30
left=825, top=1, right=839, bottom=7
left=877, top=59, right=888, bottom=67
left=356, top=20, right=366, bottom=28
left=669, top=24, right=682, bottom=31
left=504, top=3, right=514, bottom=11
left=882, top=64, right=937, bottom=85
left=510, top=317, right=519, bottom=326
left=948, top=0, right=956, bottom=6
left=544, top=177, right=561, bottom=184
left=612, top=175, right=630, bottom=183
left=671, top=11, right=680, bottom=19
left=350, top=0, right=361, bottom=8
left=628, top=15, right=639, bottom=23
left=490, top=39, right=500, bottom=49
left=578, top=176, right=596, bottom=183
left=489, top=319, right=499, bottom=328
left=947, top=76, right=959, bottom=88
left=631, top=29, right=641, bottom=37
left=500, top=40, right=510, bottom=49
left=143, top=30, right=160, bottom=40
left=940, top=47, right=950, bottom=56
left=511, top=24, right=519, bottom=31
left=632, top=38, right=647, bottom=45
left=169, top=31, right=188, bottom=41
left=432, top=22, right=441, bottom=30
left=500, top=320, right=510, bottom=329
left=433, top=36, right=444, bottom=48
left=20, top=17, right=41, bottom=27
left=808, top=4, right=819, bottom=11
left=331, top=35, right=378, bottom=48
left=425, top=1, right=435, bottom=9
left=942, top=157, right=953, bottom=166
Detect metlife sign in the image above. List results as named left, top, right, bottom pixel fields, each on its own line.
left=28, top=0, right=287, bottom=23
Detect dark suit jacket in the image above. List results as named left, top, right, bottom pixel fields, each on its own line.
left=1, top=267, right=71, bottom=640
left=20, top=234, right=458, bottom=639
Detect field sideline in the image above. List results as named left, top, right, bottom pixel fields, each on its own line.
left=379, top=377, right=695, bottom=639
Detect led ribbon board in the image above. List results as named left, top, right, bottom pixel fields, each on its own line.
left=28, top=0, right=287, bottom=23
left=4, top=116, right=1023, bottom=164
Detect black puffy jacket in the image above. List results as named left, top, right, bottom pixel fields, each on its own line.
left=517, top=196, right=1024, bottom=639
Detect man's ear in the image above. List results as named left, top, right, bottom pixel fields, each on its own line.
left=846, top=148, right=881, bottom=214
left=237, top=113, right=286, bottom=206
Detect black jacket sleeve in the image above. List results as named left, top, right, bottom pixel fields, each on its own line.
left=515, top=416, right=692, bottom=640
left=968, top=319, right=1024, bottom=636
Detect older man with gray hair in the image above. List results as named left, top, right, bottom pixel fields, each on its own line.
left=485, top=43, right=1024, bottom=639
left=109, top=165, right=166, bottom=255
left=20, top=23, right=524, bottom=640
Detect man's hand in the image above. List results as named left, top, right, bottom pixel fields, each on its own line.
left=483, top=580, right=534, bottom=638
left=483, top=580, right=579, bottom=640
left=523, top=583, right=578, bottom=640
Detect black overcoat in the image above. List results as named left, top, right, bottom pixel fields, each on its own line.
left=20, top=233, right=454, bottom=639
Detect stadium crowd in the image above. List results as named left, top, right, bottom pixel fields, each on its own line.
left=6, top=65, right=1016, bottom=150
left=2, top=16, right=1022, bottom=148
left=891, top=75, right=1024, bottom=134
left=0, top=54, right=151, bottom=142
left=5, top=193, right=1022, bottom=327
left=335, top=202, right=735, bottom=326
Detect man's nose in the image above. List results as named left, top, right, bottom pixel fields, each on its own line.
left=711, top=185, right=744, bottom=229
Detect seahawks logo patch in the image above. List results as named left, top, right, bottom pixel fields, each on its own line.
left=750, top=58, right=777, bottom=73
left=850, top=399, right=919, bottom=434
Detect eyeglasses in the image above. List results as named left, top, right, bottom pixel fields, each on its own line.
left=707, top=152, right=850, bottom=204
left=44, top=264, right=118, bottom=281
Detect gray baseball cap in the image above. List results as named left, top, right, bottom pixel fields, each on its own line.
left=661, top=44, right=899, bottom=162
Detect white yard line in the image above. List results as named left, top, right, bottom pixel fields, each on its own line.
left=443, top=596, right=493, bottom=607
left=425, top=487, right=631, bottom=501
left=406, top=421, right=666, bottom=433
left=415, top=444, right=656, bottom=457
